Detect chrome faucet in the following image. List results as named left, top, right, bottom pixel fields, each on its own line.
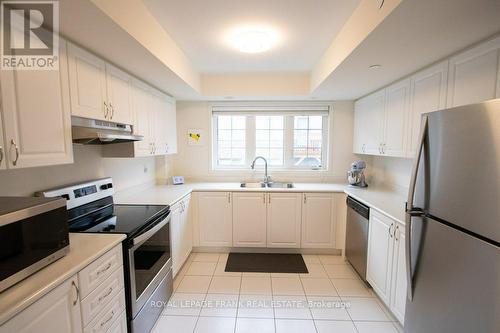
left=251, top=156, right=272, bottom=184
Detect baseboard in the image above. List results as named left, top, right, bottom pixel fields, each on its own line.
left=192, top=246, right=342, bottom=255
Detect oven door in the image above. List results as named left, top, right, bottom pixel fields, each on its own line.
left=128, top=212, right=171, bottom=318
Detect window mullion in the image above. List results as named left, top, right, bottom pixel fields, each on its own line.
left=247, top=116, right=256, bottom=166
left=284, top=116, right=294, bottom=168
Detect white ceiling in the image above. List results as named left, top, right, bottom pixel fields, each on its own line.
left=143, top=0, right=360, bottom=73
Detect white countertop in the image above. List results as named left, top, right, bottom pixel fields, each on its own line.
left=344, top=186, right=407, bottom=225
left=114, top=182, right=407, bottom=224
left=113, top=182, right=347, bottom=206
left=0, top=233, right=125, bottom=325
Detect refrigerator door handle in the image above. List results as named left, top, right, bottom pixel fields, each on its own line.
left=406, top=115, right=428, bottom=301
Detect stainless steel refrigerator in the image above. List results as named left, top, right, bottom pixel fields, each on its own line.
left=404, top=99, right=500, bottom=333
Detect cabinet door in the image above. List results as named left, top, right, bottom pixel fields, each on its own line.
left=267, top=193, right=302, bottom=248
left=164, top=96, right=177, bottom=154
left=0, top=113, right=6, bottom=170
left=301, top=193, right=335, bottom=248
left=383, top=79, right=410, bottom=157
left=366, top=210, right=394, bottom=305
left=353, top=97, right=368, bottom=154
left=390, top=223, right=407, bottom=324
left=447, top=36, right=500, bottom=107
left=131, top=80, right=153, bottom=156
left=0, top=41, right=73, bottom=169
left=181, top=195, right=193, bottom=263
left=233, top=192, right=267, bottom=247
left=198, top=192, right=233, bottom=247
left=358, top=90, right=385, bottom=155
left=0, top=276, right=82, bottom=333
left=407, top=61, right=448, bottom=158
left=67, top=43, right=107, bottom=121
left=105, top=64, right=133, bottom=125
left=170, top=202, right=182, bottom=276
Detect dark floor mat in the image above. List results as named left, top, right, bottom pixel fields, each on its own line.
left=225, top=253, right=308, bottom=273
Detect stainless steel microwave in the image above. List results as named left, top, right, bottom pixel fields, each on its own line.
left=0, top=197, right=69, bottom=292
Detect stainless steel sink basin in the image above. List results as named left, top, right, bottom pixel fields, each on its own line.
left=240, top=182, right=266, bottom=188
left=266, top=182, right=294, bottom=188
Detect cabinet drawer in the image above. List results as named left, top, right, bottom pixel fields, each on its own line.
left=106, top=310, right=127, bottom=333
left=79, top=245, right=123, bottom=298
left=81, top=266, right=124, bottom=326
left=84, top=290, right=126, bottom=333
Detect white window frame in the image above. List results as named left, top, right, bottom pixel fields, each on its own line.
left=211, top=103, right=331, bottom=171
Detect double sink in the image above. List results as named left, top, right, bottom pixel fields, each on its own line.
left=240, top=182, right=294, bottom=189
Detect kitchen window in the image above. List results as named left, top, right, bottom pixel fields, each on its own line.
left=212, top=105, right=329, bottom=170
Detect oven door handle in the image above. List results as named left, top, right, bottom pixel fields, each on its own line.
left=131, top=214, right=170, bottom=246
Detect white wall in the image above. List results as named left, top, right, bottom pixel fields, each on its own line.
left=366, top=156, right=413, bottom=194
left=171, top=101, right=357, bottom=183
left=0, top=145, right=168, bottom=196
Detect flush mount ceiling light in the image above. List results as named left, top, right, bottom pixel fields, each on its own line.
left=227, top=26, right=279, bottom=53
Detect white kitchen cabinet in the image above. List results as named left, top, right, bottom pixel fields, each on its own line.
left=353, top=90, right=385, bottom=155
left=198, top=192, right=233, bottom=247
left=0, top=41, right=73, bottom=169
left=407, top=61, right=448, bottom=158
left=172, top=194, right=193, bottom=276
left=132, top=80, right=155, bottom=156
left=301, top=193, right=336, bottom=248
left=0, top=113, right=6, bottom=170
left=105, top=64, right=133, bottom=125
left=390, top=223, right=407, bottom=324
left=233, top=192, right=267, bottom=247
left=171, top=202, right=182, bottom=276
left=67, top=42, right=108, bottom=121
left=447, top=36, right=500, bottom=108
left=0, top=275, right=82, bottom=333
left=366, top=210, right=394, bottom=305
left=267, top=193, right=302, bottom=248
left=383, top=79, right=410, bottom=157
left=164, top=96, right=177, bottom=154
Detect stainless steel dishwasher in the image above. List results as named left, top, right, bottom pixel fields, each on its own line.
left=345, top=196, right=370, bottom=282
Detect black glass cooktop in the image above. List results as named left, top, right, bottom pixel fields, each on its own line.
left=68, top=198, right=169, bottom=237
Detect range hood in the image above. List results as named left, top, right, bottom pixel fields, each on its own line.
left=71, top=116, right=144, bottom=145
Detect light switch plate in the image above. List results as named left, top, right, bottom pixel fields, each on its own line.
left=172, top=176, right=185, bottom=185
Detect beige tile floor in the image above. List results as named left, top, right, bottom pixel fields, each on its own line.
left=152, top=252, right=403, bottom=333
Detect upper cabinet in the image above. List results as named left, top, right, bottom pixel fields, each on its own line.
left=353, top=35, right=500, bottom=159
left=407, top=61, right=448, bottom=157
left=67, top=43, right=133, bottom=125
left=67, top=43, right=108, bottom=121
left=447, top=36, right=500, bottom=108
left=383, top=79, right=410, bottom=157
left=0, top=41, right=73, bottom=169
left=105, top=64, right=133, bottom=124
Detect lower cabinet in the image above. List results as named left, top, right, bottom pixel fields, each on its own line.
left=233, top=192, right=267, bottom=247
left=0, top=275, right=82, bottom=333
left=366, top=210, right=406, bottom=324
left=172, top=194, right=193, bottom=276
left=267, top=193, right=302, bottom=248
left=301, top=193, right=336, bottom=248
left=0, top=244, right=126, bottom=333
left=197, top=192, right=233, bottom=247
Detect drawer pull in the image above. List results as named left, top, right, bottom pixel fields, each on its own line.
left=71, top=280, right=80, bottom=306
left=98, top=287, right=113, bottom=303
left=100, top=310, right=115, bottom=328
left=97, top=262, right=112, bottom=276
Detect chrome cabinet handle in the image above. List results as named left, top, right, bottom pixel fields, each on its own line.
left=97, top=262, right=112, bottom=276
left=303, top=194, right=307, bottom=204
left=0, top=145, right=3, bottom=165
left=394, top=225, right=399, bottom=241
left=103, top=101, right=109, bottom=119
left=109, top=103, right=114, bottom=120
left=10, top=139, right=19, bottom=166
left=389, top=222, right=394, bottom=238
left=71, top=280, right=80, bottom=306
left=100, top=310, right=115, bottom=328
left=263, top=194, right=266, bottom=204
left=268, top=194, right=271, bottom=204
left=228, top=193, right=231, bottom=204
left=98, top=287, right=113, bottom=303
